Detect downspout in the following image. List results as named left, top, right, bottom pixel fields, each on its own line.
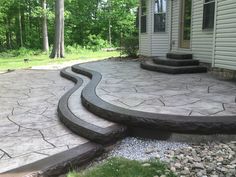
left=169, top=0, right=173, bottom=52
left=212, top=0, right=218, bottom=67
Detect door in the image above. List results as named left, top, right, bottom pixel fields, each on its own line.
left=180, top=0, right=192, bottom=49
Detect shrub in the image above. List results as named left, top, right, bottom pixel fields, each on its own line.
left=121, top=35, right=139, bottom=58
left=0, top=48, right=41, bottom=58
left=85, top=34, right=110, bottom=51
left=65, top=44, right=84, bottom=54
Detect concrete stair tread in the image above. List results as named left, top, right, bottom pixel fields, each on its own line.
left=66, top=68, right=115, bottom=128
left=58, top=68, right=127, bottom=144
left=167, top=52, right=193, bottom=59
left=153, top=57, right=199, bottom=66
left=141, top=60, right=207, bottom=74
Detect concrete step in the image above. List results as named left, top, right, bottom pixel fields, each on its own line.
left=167, top=52, right=193, bottom=60
left=141, top=60, right=207, bottom=74
left=153, top=57, right=199, bottom=66
left=58, top=67, right=127, bottom=145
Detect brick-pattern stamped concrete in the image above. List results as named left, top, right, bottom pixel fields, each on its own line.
left=0, top=70, right=88, bottom=173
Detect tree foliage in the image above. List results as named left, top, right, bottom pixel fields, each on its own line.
left=0, top=0, right=138, bottom=52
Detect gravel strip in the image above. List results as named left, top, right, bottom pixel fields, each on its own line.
left=107, top=137, right=236, bottom=177
left=107, top=137, right=189, bottom=161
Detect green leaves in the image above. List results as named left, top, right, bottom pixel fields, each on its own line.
left=0, top=0, right=138, bottom=51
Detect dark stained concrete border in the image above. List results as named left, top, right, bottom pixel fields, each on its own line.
left=71, top=63, right=236, bottom=135
left=167, top=52, right=193, bottom=59
left=1, top=142, right=103, bottom=177
left=153, top=57, right=199, bottom=67
left=58, top=68, right=127, bottom=144
left=141, top=60, right=207, bottom=74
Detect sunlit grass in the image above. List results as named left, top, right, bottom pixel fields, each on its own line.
left=0, top=50, right=120, bottom=71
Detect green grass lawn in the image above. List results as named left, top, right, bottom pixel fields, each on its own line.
left=67, top=158, right=176, bottom=177
left=0, top=50, right=120, bottom=71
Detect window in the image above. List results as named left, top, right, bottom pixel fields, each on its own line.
left=203, top=0, right=215, bottom=30
left=154, top=0, right=166, bottom=32
left=141, top=0, right=147, bottom=33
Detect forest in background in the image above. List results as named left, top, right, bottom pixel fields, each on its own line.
left=0, top=0, right=138, bottom=54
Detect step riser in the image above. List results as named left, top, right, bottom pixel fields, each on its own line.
left=167, top=53, right=193, bottom=60
left=141, top=62, right=207, bottom=74
left=153, top=58, right=199, bottom=66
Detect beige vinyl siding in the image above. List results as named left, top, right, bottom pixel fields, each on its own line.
left=170, top=0, right=180, bottom=52
left=191, top=0, right=214, bottom=63
left=139, top=0, right=152, bottom=56
left=150, top=0, right=170, bottom=56
left=214, top=0, right=236, bottom=70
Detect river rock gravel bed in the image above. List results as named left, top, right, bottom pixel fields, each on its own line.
left=107, top=137, right=236, bottom=177
left=164, top=141, right=236, bottom=177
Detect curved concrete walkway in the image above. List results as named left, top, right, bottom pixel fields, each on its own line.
left=0, top=69, right=89, bottom=173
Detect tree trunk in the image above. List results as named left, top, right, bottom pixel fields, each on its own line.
left=108, top=19, right=112, bottom=46
left=5, top=18, right=12, bottom=49
left=50, top=0, right=64, bottom=58
left=108, top=0, right=112, bottom=46
left=42, top=0, right=49, bottom=52
left=18, top=3, right=23, bottom=47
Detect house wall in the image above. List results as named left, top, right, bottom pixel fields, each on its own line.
left=139, top=0, right=236, bottom=71
left=191, top=0, right=214, bottom=63
left=139, top=0, right=152, bottom=56
left=214, top=0, right=236, bottom=70
left=139, top=0, right=170, bottom=56
left=150, top=0, right=170, bottom=56
left=171, top=0, right=214, bottom=63
left=170, top=0, right=180, bottom=52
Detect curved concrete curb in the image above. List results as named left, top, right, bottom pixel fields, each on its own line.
left=2, top=142, right=103, bottom=177
left=58, top=68, right=127, bottom=144
left=71, top=64, right=236, bottom=135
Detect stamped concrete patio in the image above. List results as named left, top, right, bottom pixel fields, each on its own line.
left=0, top=70, right=88, bottom=174
left=1, top=59, right=236, bottom=176
left=80, top=60, right=236, bottom=117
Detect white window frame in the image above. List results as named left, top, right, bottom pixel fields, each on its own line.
left=154, top=0, right=167, bottom=32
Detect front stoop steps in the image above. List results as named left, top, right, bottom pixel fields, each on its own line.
left=141, top=53, right=207, bottom=74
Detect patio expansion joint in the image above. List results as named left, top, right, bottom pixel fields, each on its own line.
left=0, top=149, right=12, bottom=159
left=38, top=130, right=57, bottom=148
left=7, top=112, right=57, bottom=148
left=7, top=115, right=21, bottom=132
left=210, top=103, right=226, bottom=116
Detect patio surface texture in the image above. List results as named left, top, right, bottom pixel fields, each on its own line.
left=81, top=61, right=236, bottom=117
left=0, top=70, right=92, bottom=174
left=0, top=60, right=236, bottom=176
